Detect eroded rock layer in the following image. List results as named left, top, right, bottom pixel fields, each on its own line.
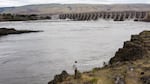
left=109, top=31, right=150, bottom=64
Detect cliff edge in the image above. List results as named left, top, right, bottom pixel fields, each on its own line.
left=110, top=31, right=150, bottom=64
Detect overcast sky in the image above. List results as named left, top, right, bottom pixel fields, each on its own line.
left=0, top=0, right=150, bottom=7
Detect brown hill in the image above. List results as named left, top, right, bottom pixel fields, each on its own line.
left=0, top=4, right=150, bottom=15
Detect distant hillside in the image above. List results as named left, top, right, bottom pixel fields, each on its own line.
left=0, top=4, right=150, bottom=15
left=0, top=7, right=15, bottom=12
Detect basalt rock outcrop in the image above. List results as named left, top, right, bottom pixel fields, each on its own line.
left=109, top=31, right=150, bottom=64
left=0, top=28, right=42, bottom=36
left=48, top=71, right=69, bottom=84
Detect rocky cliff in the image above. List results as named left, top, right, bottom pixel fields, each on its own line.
left=109, top=31, right=150, bottom=64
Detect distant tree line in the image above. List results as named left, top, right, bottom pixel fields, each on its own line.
left=0, top=13, right=51, bottom=21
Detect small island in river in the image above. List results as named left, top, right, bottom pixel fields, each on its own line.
left=0, top=28, right=42, bottom=36
left=49, top=31, right=150, bottom=84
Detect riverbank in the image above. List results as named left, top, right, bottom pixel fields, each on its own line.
left=0, top=14, right=51, bottom=22
left=0, top=28, right=42, bottom=36
left=49, top=31, right=150, bottom=84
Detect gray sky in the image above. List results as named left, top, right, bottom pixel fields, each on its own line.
left=0, top=0, right=150, bottom=7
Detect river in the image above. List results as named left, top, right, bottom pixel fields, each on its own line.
left=0, top=20, right=149, bottom=84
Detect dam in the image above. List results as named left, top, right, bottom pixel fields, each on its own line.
left=59, top=11, right=150, bottom=21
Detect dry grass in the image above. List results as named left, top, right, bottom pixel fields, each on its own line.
left=60, top=57, right=150, bottom=84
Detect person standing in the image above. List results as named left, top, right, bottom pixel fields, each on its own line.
left=73, top=61, right=78, bottom=79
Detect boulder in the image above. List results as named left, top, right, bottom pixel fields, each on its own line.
left=48, top=71, right=69, bottom=84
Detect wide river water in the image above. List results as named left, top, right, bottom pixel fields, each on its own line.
left=0, top=20, right=149, bottom=84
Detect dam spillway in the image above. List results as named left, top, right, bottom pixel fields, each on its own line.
left=59, top=11, right=149, bottom=21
